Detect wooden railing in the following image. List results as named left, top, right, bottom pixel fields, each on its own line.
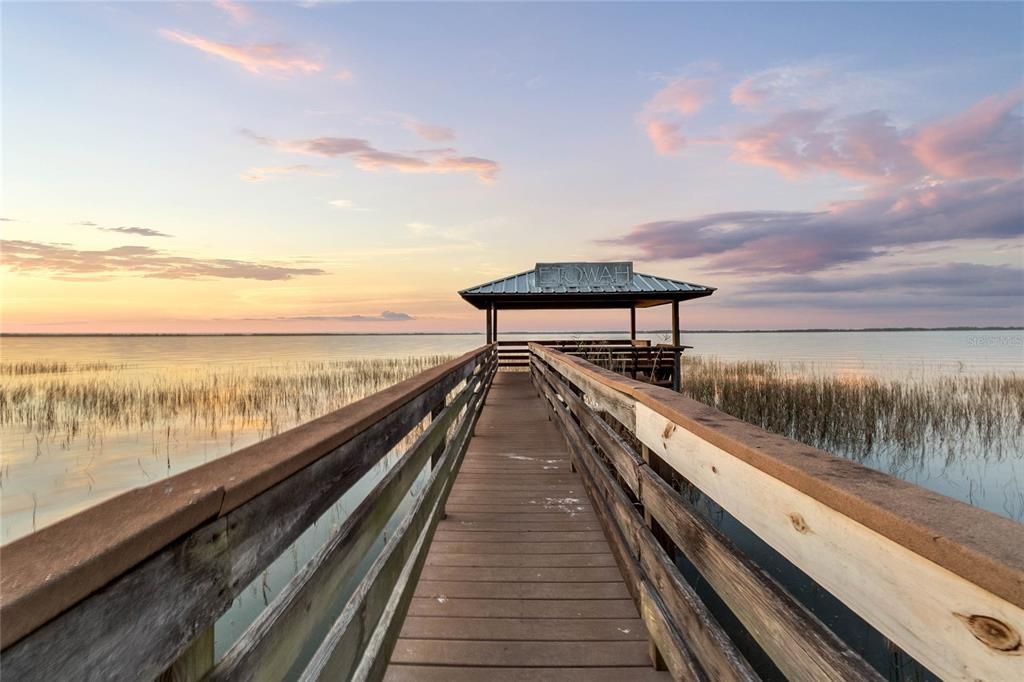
left=0, top=345, right=497, bottom=681
left=529, top=343, right=1024, bottom=681
left=498, top=338, right=688, bottom=385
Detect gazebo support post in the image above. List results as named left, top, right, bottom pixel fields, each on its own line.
left=486, top=306, right=493, bottom=344
left=492, top=305, right=498, bottom=341
left=671, top=300, right=681, bottom=392
left=629, top=306, right=638, bottom=379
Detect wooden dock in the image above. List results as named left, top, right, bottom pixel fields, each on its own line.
left=387, top=373, right=669, bottom=680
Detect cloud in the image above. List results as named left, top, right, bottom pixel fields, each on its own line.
left=160, top=30, right=322, bottom=75
left=720, top=263, right=1024, bottom=319
left=601, top=177, right=1023, bottom=273
left=912, top=88, right=1024, bottom=180
left=640, top=77, right=713, bottom=156
left=73, top=220, right=98, bottom=227
left=1, top=218, right=16, bottom=222
left=214, top=0, right=252, bottom=24
left=242, top=129, right=499, bottom=183
left=646, top=77, right=713, bottom=116
left=732, top=108, right=919, bottom=182
left=730, top=64, right=832, bottom=110
left=644, top=120, right=686, bottom=155
left=241, top=164, right=329, bottom=182
left=99, top=226, right=173, bottom=238
left=747, top=263, right=1024, bottom=299
left=327, top=199, right=368, bottom=211
left=730, top=89, right=1024, bottom=185
left=270, top=311, right=415, bottom=322
left=334, top=68, right=354, bottom=82
left=1, top=240, right=326, bottom=280
left=407, top=120, right=456, bottom=142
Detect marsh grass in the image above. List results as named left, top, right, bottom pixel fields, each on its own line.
left=1, top=360, right=129, bottom=376
left=0, top=355, right=454, bottom=449
left=580, top=351, right=1024, bottom=461
left=678, top=356, right=1024, bottom=457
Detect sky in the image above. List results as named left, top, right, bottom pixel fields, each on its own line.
left=2, top=1, right=1022, bottom=333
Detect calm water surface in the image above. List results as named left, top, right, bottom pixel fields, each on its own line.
left=1, top=330, right=1021, bottom=544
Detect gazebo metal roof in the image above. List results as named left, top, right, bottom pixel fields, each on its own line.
left=459, top=261, right=715, bottom=310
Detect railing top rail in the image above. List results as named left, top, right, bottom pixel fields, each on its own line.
left=528, top=342, right=1024, bottom=610
left=0, top=345, right=494, bottom=650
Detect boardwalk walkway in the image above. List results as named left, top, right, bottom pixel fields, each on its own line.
left=386, top=372, right=669, bottom=680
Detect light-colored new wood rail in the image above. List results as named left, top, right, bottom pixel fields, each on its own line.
left=530, top=342, right=1024, bottom=682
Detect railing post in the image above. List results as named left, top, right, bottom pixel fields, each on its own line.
left=640, top=444, right=670, bottom=671
left=156, top=625, right=213, bottom=682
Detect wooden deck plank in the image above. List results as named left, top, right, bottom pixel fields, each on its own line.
left=419, top=567, right=625, bottom=583
left=425, top=553, right=617, bottom=568
left=399, top=617, right=647, bottom=641
left=385, top=666, right=671, bottom=681
left=390, top=640, right=653, bottom=667
left=386, top=373, right=666, bottom=679
left=406, top=597, right=641, bottom=619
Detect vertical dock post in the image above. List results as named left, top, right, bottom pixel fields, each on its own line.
left=671, top=300, right=680, bottom=392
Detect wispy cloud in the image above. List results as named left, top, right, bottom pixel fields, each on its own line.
left=732, top=108, right=919, bottom=182
left=912, top=88, right=1024, bottom=180
left=601, top=177, right=1023, bottom=273
left=241, top=164, right=330, bottom=182
left=405, top=119, right=456, bottom=142
left=266, top=311, right=415, bottom=322
left=160, top=30, right=322, bottom=75
left=730, top=88, right=1024, bottom=184
left=213, top=0, right=253, bottom=24
left=328, top=199, right=368, bottom=211
left=644, top=120, right=686, bottom=155
left=99, top=226, right=173, bottom=238
left=640, top=76, right=713, bottom=155
left=1, top=240, right=326, bottom=281
left=242, top=129, right=499, bottom=183
left=74, top=221, right=173, bottom=237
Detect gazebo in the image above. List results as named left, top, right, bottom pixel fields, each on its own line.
left=459, top=261, right=715, bottom=390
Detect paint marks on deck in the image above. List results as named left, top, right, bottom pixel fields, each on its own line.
left=386, top=373, right=668, bottom=680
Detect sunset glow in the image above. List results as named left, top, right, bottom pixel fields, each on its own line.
left=3, top=2, right=1021, bottom=333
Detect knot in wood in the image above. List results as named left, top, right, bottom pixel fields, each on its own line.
left=954, top=613, right=1022, bottom=654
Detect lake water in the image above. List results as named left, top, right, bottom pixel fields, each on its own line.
left=1, top=330, right=1021, bottom=545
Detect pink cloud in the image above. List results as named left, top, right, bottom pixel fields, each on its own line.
left=214, top=0, right=253, bottom=24
left=644, top=120, right=686, bottom=155
left=912, top=88, right=1024, bottom=179
left=730, top=76, right=772, bottom=109
left=407, top=120, right=456, bottom=142
left=242, top=130, right=499, bottom=183
left=639, top=77, right=712, bottom=156
left=732, top=109, right=919, bottom=182
left=1, top=240, right=326, bottom=281
left=160, top=30, right=322, bottom=75
left=646, top=77, right=713, bottom=116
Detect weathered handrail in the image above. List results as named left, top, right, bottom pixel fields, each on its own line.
left=529, top=343, right=1024, bottom=681
left=0, top=345, right=497, bottom=681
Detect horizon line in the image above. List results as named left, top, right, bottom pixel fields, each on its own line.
left=2, top=326, right=1021, bottom=338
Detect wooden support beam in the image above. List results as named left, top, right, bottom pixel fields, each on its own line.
left=671, top=300, right=680, bottom=393
left=486, top=307, right=493, bottom=344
